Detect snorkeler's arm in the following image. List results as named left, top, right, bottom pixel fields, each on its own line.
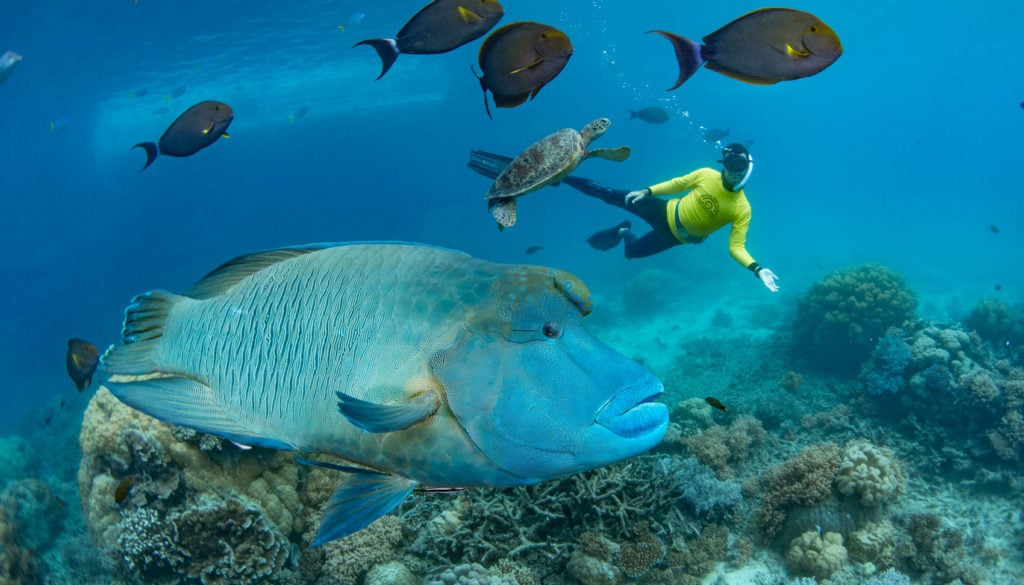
left=647, top=169, right=703, bottom=196
left=729, top=210, right=779, bottom=292
left=727, top=209, right=756, bottom=268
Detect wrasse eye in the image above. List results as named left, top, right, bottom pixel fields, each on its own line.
left=542, top=322, right=562, bottom=339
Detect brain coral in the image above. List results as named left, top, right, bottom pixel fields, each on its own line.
left=784, top=530, right=848, bottom=580
left=835, top=440, right=906, bottom=507
left=793, top=264, right=917, bottom=373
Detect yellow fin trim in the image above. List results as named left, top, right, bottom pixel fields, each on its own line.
left=457, top=6, right=482, bottom=24
left=786, top=43, right=810, bottom=58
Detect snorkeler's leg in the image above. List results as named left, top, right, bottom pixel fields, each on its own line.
left=561, top=176, right=630, bottom=209
left=623, top=229, right=681, bottom=259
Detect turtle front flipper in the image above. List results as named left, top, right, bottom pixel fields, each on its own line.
left=587, top=146, right=631, bottom=162
left=488, top=197, right=517, bottom=231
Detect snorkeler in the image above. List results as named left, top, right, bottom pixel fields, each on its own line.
left=469, top=143, right=780, bottom=293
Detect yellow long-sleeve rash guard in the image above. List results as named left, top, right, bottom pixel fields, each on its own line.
left=648, top=167, right=757, bottom=268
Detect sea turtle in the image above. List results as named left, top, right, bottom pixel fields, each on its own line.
left=485, top=118, right=630, bottom=230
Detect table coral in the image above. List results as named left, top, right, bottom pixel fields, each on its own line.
left=834, top=440, right=906, bottom=507
left=793, top=263, right=917, bottom=373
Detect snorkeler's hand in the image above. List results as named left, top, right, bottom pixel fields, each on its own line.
left=625, top=189, right=649, bottom=205
left=758, top=268, right=780, bottom=292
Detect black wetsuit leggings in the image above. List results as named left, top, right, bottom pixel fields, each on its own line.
left=562, top=176, right=681, bottom=258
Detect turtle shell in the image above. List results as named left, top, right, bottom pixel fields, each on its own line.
left=485, top=128, right=585, bottom=200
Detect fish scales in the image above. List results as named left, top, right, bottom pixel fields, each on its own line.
left=148, top=247, right=461, bottom=448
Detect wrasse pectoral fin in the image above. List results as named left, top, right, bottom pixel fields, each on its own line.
left=221, top=132, right=230, bottom=139
left=336, top=389, right=440, bottom=433
left=312, top=472, right=417, bottom=546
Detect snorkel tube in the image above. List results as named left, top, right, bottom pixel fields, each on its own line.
left=729, top=154, right=753, bottom=191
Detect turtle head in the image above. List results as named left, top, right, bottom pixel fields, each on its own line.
left=581, top=118, right=611, bottom=143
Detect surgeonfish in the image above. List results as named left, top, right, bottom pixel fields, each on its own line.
left=356, top=0, right=504, bottom=80
left=101, top=242, right=667, bottom=545
left=476, top=21, right=572, bottom=119
left=66, top=338, right=100, bottom=392
left=627, top=107, right=669, bottom=124
left=133, top=100, right=233, bottom=172
left=649, top=8, right=842, bottom=89
left=0, top=51, right=23, bottom=85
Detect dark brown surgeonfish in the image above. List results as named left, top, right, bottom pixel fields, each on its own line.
left=649, top=8, right=842, bottom=90
left=66, top=338, right=100, bottom=392
left=627, top=107, right=669, bottom=124
left=133, top=100, right=234, bottom=172
left=356, top=0, right=504, bottom=80
left=476, top=21, right=573, bottom=119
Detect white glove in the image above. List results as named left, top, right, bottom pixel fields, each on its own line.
left=757, top=268, right=780, bottom=292
left=625, top=189, right=649, bottom=205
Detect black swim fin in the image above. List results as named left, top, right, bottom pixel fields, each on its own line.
left=467, top=149, right=514, bottom=180
left=586, top=221, right=631, bottom=251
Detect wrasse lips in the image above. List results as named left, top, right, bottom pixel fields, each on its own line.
left=596, top=380, right=667, bottom=438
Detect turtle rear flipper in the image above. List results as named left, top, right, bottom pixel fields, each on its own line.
left=587, top=146, right=631, bottom=162
left=488, top=197, right=517, bottom=231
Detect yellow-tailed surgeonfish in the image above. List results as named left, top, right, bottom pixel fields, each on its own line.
left=101, top=242, right=668, bottom=546
left=475, top=21, right=572, bottom=119
left=132, top=100, right=233, bottom=172
left=356, top=0, right=504, bottom=80
left=649, top=8, right=842, bottom=89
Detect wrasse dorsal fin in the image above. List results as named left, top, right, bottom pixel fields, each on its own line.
left=185, top=247, right=323, bottom=299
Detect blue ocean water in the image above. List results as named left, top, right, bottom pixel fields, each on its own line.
left=2, top=1, right=1024, bottom=583
left=1, top=0, right=1022, bottom=428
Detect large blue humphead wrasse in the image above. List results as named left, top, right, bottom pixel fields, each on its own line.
left=101, top=242, right=668, bottom=545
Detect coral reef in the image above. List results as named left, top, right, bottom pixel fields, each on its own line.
left=364, top=560, right=419, bottom=585
left=656, top=457, right=741, bottom=519
left=834, top=439, right=907, bottom=507
left=861, top=321, right=1024, bottom=464
left=0, top=503, right=40, bottom=585
left=314, top=515, right=404, bottom=585
left=963, top=297, right=1017, bottom=344
left=861, top=333, right=912, bottom=395
left=784, top=530, right=848, bottom=580
left=755, top=443, right=842, bottom=541
left=79, top=388, right=303, bottom=584
left=793, top=264, right=918, bottom=373
left=680, top=415, right=766, bottom=478
left=425, top=563, right=519, bottom=585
